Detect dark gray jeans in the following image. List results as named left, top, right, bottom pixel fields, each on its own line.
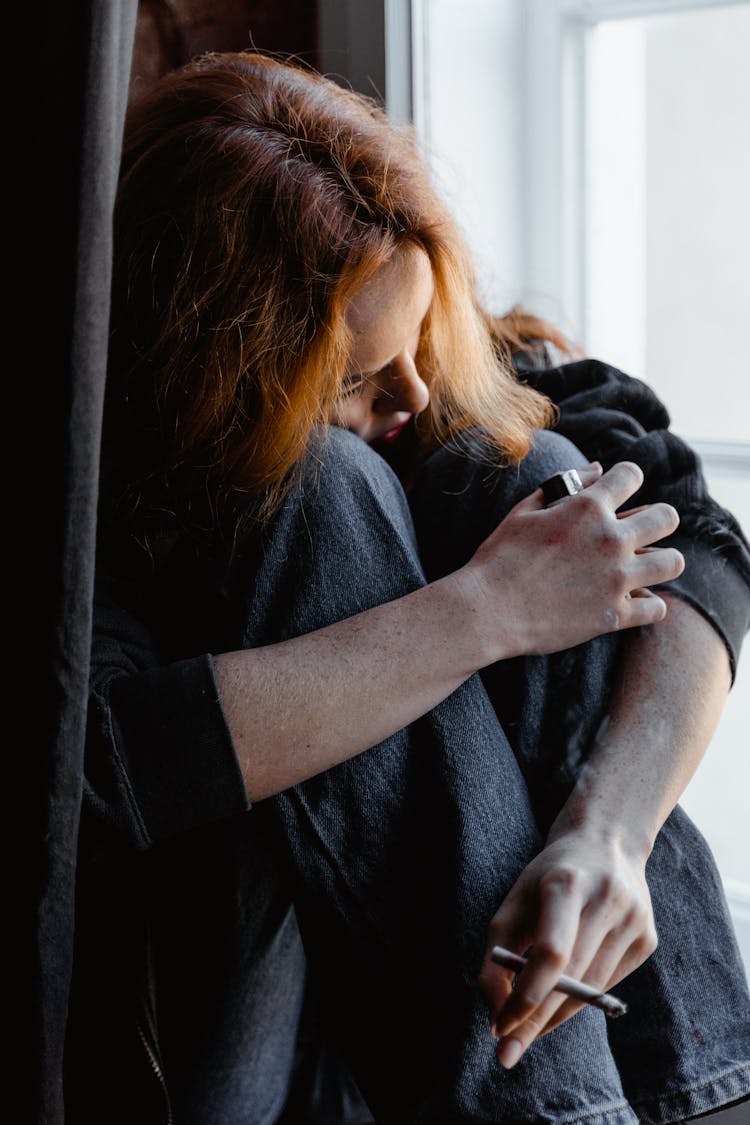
left=149, top=427, right=750, bottom=1124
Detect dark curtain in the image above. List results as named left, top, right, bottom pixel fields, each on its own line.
left=6, top=3, right=137, bottom=1120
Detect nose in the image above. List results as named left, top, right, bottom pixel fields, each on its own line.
left=375, top=350, right=430, bottom=416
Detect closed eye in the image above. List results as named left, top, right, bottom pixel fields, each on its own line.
left=340, top=364, right=395, bottom=398
left=340, top=372, right=367, bottom=396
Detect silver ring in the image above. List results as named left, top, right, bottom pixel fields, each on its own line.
left=541, top=469, right=583, bottom=508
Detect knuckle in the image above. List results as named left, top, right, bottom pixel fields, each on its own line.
left=521, top=1010, right=549, bottom=1038
left=596, top=525, right=627, bottom=560
left=645, top=935, right=659, bottom=958
left=603, top=605, right=623, bottom=630
left=576, top=490, right=605, bottom=522
left=610, top=561, right=630, bottom=591
left=518, top=988, right=543, bottom=1009
left=632, top=926, right=658, bottom=961
left=643, top=927, right=659, bottom=956
left=540, top=865, right=581, bottom=897
left=627, top=896, right=650, bottom=924
left=599, top=874, right=629, bottom=910
left=531, top=938, right=567, bottom=967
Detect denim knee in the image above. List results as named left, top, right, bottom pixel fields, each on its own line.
left=235, top=426, right=428, bottom=646
left=299, top=425, right=419, bottom=550
left=410, top=426, right=589, bottom=580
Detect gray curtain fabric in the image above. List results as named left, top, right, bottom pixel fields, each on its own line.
left=6, top=3, right=137, bottom=1120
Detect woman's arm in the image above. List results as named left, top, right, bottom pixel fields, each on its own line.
left=216, top=462, right=682, bottom=801
left=480, top=593, right=731, bottom=1068
left=87, top=459, right=679, bottom=860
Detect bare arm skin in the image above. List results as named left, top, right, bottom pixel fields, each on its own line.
left=215, top=461, right=683, bottom=801
left=480, top=593, right=731, bottom=1068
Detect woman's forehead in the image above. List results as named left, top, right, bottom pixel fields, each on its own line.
left=344, top=247, right=434, bottom=369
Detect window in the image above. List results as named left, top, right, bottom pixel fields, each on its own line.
left=411, top=0, right=750, bottom=973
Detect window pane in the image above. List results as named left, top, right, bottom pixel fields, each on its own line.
left=585, top=4, right=750, bottom=444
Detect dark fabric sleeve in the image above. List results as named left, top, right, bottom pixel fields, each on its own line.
left=82, top=583, right=250, bottom=866
left=517, top=355, right=750, bottom=680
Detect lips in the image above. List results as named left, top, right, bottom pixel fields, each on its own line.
left=378, top=415, right=413, bottom=443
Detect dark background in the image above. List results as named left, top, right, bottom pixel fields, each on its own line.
left=131, top=0, right=320, bottom=97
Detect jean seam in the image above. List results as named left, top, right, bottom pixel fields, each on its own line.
left=551, top=1099, right=636, bottom=1125
left=629, top=1062, right=750, bottom=1116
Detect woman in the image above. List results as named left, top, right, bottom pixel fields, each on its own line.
left=73, top=50, right=750, bottom=1124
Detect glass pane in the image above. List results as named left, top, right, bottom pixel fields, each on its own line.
left=585, top=4, right=750, bottom=444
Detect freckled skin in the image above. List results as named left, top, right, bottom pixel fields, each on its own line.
left=541, top=529, right=572, bottom=548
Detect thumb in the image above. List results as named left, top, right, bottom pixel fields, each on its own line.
left=478, top=898, right=530, bottom=1017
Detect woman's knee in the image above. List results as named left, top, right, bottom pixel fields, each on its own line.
left=291, top=425, right=422, bottom=567
left=514, top=428, right=588, bottom=496
left=410, top=427, right=589, bottom=579
left=238, top=427, right=427, bottom=642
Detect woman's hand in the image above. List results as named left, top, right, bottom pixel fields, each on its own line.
left=461, top=460, right=684, bottom=660
left=477, top=827, right=657, bottom=1068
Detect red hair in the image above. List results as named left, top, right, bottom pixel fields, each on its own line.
left=104, top=51, right=556, bottom=533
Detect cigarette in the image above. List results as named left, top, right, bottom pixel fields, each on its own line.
left=490, top=946, right=628, bottom=1019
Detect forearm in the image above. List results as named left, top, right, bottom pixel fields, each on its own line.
left=214, top=569, right=492, bottom=801
left=216, top=462, right=685, bottom=803
left=548, top=594, right=732, bottom=858
left=483, top=595, right=733, bottom=1055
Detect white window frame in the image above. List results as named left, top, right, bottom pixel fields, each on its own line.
left=522, top=0, right=749, bottom=352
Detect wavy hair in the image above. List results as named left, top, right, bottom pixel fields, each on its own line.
left=103, top=50, right=556, bottom=533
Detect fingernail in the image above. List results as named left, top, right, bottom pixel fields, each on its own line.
left=497, top=1036, right=524, bottom=1069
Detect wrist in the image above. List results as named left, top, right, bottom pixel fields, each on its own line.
left=450, top=561, right=522, bottom=667
left=547, top=791, right=655, bottom=863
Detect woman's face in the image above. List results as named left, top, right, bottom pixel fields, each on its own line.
left=334, top=246, right=434, bottom=444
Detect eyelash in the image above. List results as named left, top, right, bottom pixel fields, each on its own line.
left=340, top=362, right=395, bottom=399
left=341, top=373, right=367, bottom=397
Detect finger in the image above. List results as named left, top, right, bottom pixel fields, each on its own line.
left=498, top=903, right=648, bottom=1063
left=537, top=920, right=657, bottom=1038
left=478, top=898, right=532, bottom=1019
left=496, top=890, right=629, bottom=1055
left=618, top=502, right=680, bottom=546
left=627, top=586, right=656, bottom=601
left=600, top=590, right=667, bottom=632
left=587, top=461, right=644, bottom=510
left=492, top=872, right=584, bottom=1038
left=630, top=547, right=685, bottom=588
